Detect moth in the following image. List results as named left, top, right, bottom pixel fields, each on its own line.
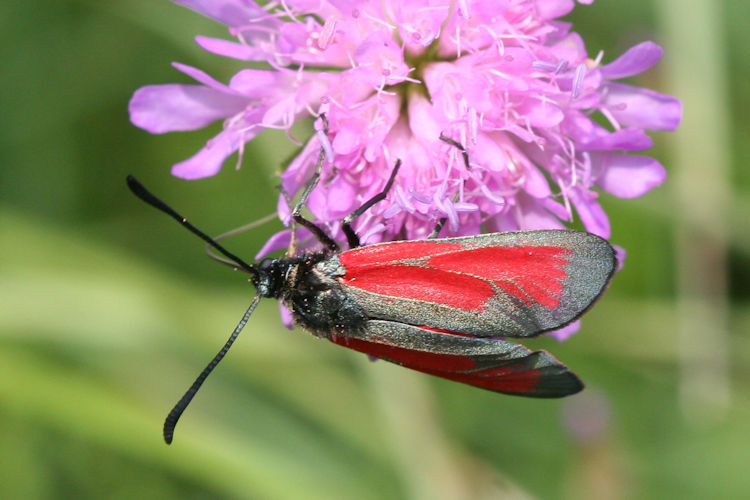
left=128, top=137, right=615, bottom=444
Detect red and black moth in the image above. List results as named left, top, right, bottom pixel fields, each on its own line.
left=128, top=150, right=616, bottom=445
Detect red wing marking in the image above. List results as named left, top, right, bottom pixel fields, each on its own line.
left=419, top=326, right=475, bottom=338
left=496, top=281, right=533, bottom=306
left=331, top=336, right=477, bottom=372
left=341, top=242, right=572, bottom=311
left=329, top=335, right=542, bottom=395
left=515, top=279, right=560, bottom=308
left=427, top=246, right=570, bottom=308
left=340, top=241, right=462, bottom=266
left=341, top=265, right=493, bottom=310
left=427, top=246, right=569, bottom=280
left=419, top=366, right=540, bottom=394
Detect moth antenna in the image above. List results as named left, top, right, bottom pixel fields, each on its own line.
left=206, top=212, right=277, bottom=268
left=126, top=175, right=258, bottom=278
left=163, top=295, right=261, bottom=444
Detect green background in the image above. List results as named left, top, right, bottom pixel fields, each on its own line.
left=2, top=1, right=748, bottom=498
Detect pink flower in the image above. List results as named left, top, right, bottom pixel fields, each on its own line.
left=129, top=0, right=681, bottom=337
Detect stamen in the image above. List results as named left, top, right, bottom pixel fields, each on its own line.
left=532, top=60, right=557, bottom=73
left=581, top=152, right=592, bottom=186
left=317, top=17, right=337, bottom=50
left=480, top=184, right=506, bottom=205
left=599, top=106, right=622, bottom=131
left=455, top=25, right=461, bottom=57
left=457, top=0, right=470, bottom=19
left=489, top=69, right=511, bottom=79
left=395, top=185, right=415, bottom=212
left=496, top=33, right=537, bottom=42
left=383, top=204, right=402, bottom=218
left=557, top=177, right=573, bottom=219
left=410, top=189, right=432, bottom=204
left=572, top=63, right=587, bottom=99
left=592, top=50, right=604, bottom=67
left=479, top=24, right=504, bottom=56
left=362, top=10, right=396, bottom=30
left=235, top=135, right=246, bottom=171
left=315, top=127, right=335, bottom=163
left=570, top=154, right=578, bottom=186
left=444, top=199, right=460, bottom=232
left=422, top=31, right=436, bottom=46
left=278, top=0, right=301, bottom=23
left=388, top=74, right=422, bottom=84
left=468, top=107, right=478, bottom=145
left=433, top=192, right=448, bottom=214
left=360, top=223, right=386, bottom=244
left=454, top=202, right=479, bottom=212
left=505, top=155, right=525, bottom=187
left=435, top=177, right=448, bottom=201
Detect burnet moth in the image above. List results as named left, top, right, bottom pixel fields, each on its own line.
left=128, top=123, right=616, bottom=444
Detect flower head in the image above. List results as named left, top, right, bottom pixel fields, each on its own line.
left=130, top=0, right=681, bottom=336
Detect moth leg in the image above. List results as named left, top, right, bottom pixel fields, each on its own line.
left=439, top=133, right=471, bottom=172
left=289, top=114, right=339, bottom=255
left=428, top=134, right=472, bottom=239
left=427, top=217, right=448, bottom=240
left=341, top=159, right=401, bottom=249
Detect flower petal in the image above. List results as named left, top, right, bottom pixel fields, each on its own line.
left=332, top=123, right=364, bottom=155
left=516, top=98, right=564, bottom=128
left=583, top=128, right=653, bottom=151
left=516, top=193, right=566, bottom=229
left=613, top=244, right=627, bottom=272
left=129, top=84, right=246, bottom=133
left=172, top=0, right=269, bottom=28
left=522, top=163, right=552, bottom=198
left=535, top=0, right=576, bottom=19
left=279, top=303, right=294, bottom=330
left=547, top=320, right=580, bottom=341
left=171, top=128, right=246, bottom=179
left=407, top=94, right=443, bottom=143
left=600, top=41, right=663, bottom=79
left=570, top=189, right=610, bottom=238
left=603, top=83, right=682, bottom=131
left=595, top=154, right=666, bottom=198
left=323, top=175, right=357, bottom=213
left=230, top=69, right=289, bottom=96
left=173, top=62, right=235, bottom=93
left=255, top=230, right=292, bottom=260
left=195, top=36, right=259, bottom=61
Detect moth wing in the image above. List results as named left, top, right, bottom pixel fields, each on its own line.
left=330, top=320, right=583, bottom=397
left=336, top=230, right=616, bottom=338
